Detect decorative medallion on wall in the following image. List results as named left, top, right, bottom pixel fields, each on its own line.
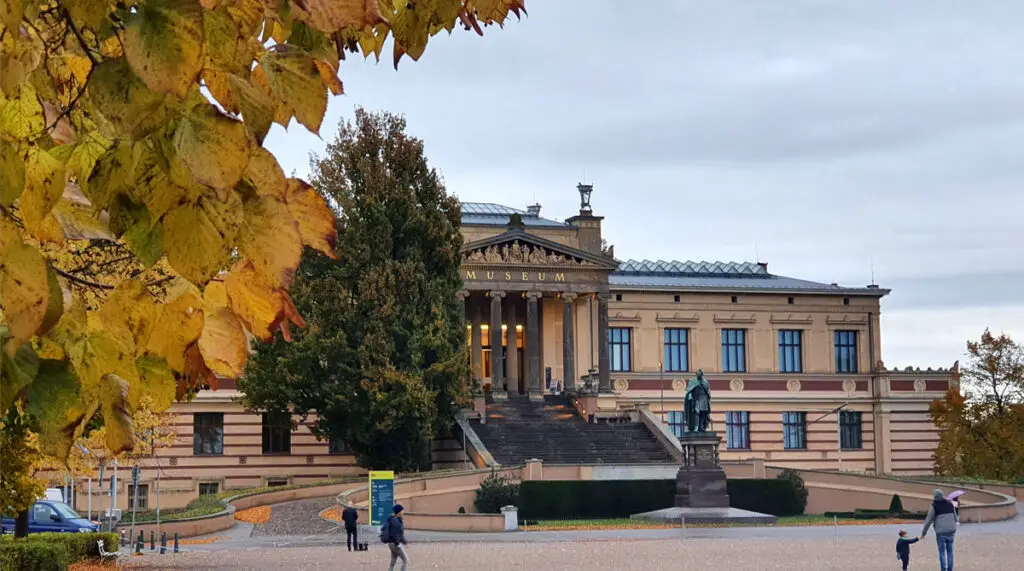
left=169, top=457, right=178, bottom=466
left=913, top=379, right=926, bottom=392
left=238, top=456, right=247, bottom=465
left=671, top=379, right=686, bottom=392
left=306, top=455, right=315, bottom=465
left=842, top=380, right=857, bottom=395
left=729, top=378, right=744, bottom=392
left=787, top=379, right=801, bottom=392
left=613, top=378, right=629, bottom=392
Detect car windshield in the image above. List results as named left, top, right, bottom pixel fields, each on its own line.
left=50, top=502, right=82, bottom=520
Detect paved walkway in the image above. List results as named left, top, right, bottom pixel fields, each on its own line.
left=251, top=497, right=340, bottom=537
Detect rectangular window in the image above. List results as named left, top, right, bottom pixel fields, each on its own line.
left=261, top=412, right=292, bottom=454
left=609, top=327, right=632, bottom=372
left=267, top=479, right=288, bottom=488
left=666, top=411, right=684, bottom=438
left=328, top=436, right=347, bottom=455
left=663, top=328, right=689, bottom=373
left=721, top=329, right=746, bottom=373
left=783, top=412, right=807, bottom=449
left=193, top=413, right=224, bottom=455
left=834, top=330, right=858, bottom=373
left=127, top=484, right=149, bottom=510
left=778, top=330, right=803, bottom=373
left=840, top=410, right=863, bottom=449
left=198, top=483, right=219, bottom=496
left=725, top=411, right=750, bottom=449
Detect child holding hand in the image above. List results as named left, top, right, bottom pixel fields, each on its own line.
left=896, top=529, right=919, bottom=570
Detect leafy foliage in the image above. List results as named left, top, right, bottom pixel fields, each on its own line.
left=474, top=472, right=520, bottom=514
left=931, top=330, right=1024, bottom=481
left=775, top=469, right=808, bottom=514
left=0, top=540, right=69, bottom=571
left=1, top=0, right=522, bottom=517
left=239, top=109, right=469, bottom=472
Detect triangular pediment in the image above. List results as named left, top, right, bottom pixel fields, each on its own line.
left=461, top=229, right=618, bottom=270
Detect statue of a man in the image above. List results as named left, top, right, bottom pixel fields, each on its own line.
left=684, top=369, right=712, bottom=433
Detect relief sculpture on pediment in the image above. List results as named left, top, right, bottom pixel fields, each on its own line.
left=462, top=240, right=594, bottom=266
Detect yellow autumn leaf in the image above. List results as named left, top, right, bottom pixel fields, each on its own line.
left=20, top=146, right=67, bottom=233
left=96, top=279, right=159, bottom=349
left=99, top=374, right=135, bottom=455
left=0, top=82, right=44, bottom=140
left=63, top=0, right=111, bottom=30
left=23, top=359, right=85, bottom=458
left=173, top=103, right=251, bottom=192
left=227, top=73, right=275, bottom=144
left=124, top=0, right=205, bottom=99
left=162, top=191, right=243, bottom=284
left=198, top=306, right=248, bottom=377
left=240, top=194, right=302, bottom=289
left=292, top=0, right=386, bottom=33
left=203, top=280, right=229, bottom=309
left=87, top=59, right=168, bottom=139
left=1, top=341, right=39, bottom=414
left=243, top=146, right=287, bottom=199
left=67, top=329, right=138, bottom=407
left=134, top=354, right=177, bottom=412
left=65, top=131, right=112, bottom=184
left=0, top=230, right=51, bottom=346
left=203, top=69, right=239, bottom=114
left=83, top=139, right=134, bottom=211
left=260, top=46, right=327, bottom=134
left=314, top=59, right=344, bottom=96
left=285, top=178, right=338, bottom=259
left=0, top=140, right=26, bottom=206
left=38, top=265, right=64, bottom=337
left=144, top=289, right=204, bottom=372
left=224, top=259, right=287, bottom=341
left=49, top=182, right=116, bottom=241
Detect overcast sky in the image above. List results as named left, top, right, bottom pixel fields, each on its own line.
left=265, top=0, right=1024, bottom=369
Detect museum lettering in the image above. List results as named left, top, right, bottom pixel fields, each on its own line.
left=463, top=270, right=566, bottom=282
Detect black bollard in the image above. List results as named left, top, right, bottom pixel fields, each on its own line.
left=150, top=530, right=155, bottom=550
left=135, top=532, right=144, bottom=554
left=173, top=533, right=179, bottom=553
left=160, top=532, right=167, bottom=554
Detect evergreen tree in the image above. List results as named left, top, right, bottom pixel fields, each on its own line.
left=239, top=109, right=468, bottom=472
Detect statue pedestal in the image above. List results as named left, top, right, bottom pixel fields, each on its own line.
left=631, top=431, right=776, bottom=525
left=675, top=432, right=729, bottom=508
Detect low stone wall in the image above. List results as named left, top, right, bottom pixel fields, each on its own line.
left=765, top=467, right=1018, bottom=523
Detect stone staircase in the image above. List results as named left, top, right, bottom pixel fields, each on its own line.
left=470, top=395, right=677, bottom=465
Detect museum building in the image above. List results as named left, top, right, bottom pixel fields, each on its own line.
left=81, top=186, right=955, bottom=511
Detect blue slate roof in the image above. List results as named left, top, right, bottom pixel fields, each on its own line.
left=611, top=259, right=888, bottom=296
left=460, top=202, right=568, bottom=228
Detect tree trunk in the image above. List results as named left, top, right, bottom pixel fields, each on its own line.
left=14, top=510, right=29, bottom=538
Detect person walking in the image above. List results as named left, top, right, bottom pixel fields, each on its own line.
left=895, top=529, right=919, bottom=571
left=341, top=502, right=359, bottom=552
left=921, top=489, right=959, bottom=571
left=381, top=504, right=408, bottom=571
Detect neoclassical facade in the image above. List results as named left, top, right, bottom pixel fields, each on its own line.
left=70, top=186, right=953, bottom=511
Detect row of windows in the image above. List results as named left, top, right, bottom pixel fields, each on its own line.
left=665, top=410, right=864, bottom=450
left=609, top=327, right=860, bottom=374
left=193, top=413, right=347, bottom=456
left=126, top=480, right=293, bottom=510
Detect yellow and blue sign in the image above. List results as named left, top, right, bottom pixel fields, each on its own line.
left=368, top=471, right=395, bottom=526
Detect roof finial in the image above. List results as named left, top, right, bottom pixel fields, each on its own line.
left=577, top=182, right=593, bottom=214
left=870, top=257, right=875, bottom=286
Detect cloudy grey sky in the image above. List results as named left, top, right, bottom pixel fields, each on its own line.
left=265, top=0, right=1024, bottom=369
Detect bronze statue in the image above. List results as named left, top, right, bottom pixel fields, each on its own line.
left=684, top=369, right=712, bottom=433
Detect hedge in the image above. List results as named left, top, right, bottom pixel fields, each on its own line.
left=0, top=532, right=118, bottom=571
left=0, top=542, right=70, bottom=571
left=518, top=478, right=807, bottom=520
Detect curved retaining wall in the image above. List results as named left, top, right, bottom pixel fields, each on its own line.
left=766, top=467, right=1018, bottom=523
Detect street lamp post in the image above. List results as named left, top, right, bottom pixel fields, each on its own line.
left=659, top=361, right=665, bottom=424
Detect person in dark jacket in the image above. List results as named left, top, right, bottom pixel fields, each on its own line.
left=895, top=529, right=919, bottom=571
left=921, top=489, right=959, bottom=571
left=341, top=502, right=359, bottom=551
left=385, top=504, right=408, bottom=571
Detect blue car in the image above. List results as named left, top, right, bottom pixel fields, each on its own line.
left=1, top=500, right=100, bottom=535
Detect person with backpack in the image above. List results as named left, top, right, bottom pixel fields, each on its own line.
left=379, top=504, right=408, bottom=571
left=341, top=501, right=359, bottom=551
left=921, top=489, right=959, bottom=571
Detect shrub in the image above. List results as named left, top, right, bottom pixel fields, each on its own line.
left=0, top=541, right=70, bottom=571
left=775, top=469, right=809, bottom=514
left=474, top=472, right=520, bottom=514
left=888, top=494, right=905, bottom=514
left=21, top=533, right=119, bottom=561
left=457, top=506, right=466, bottom=514
left=727, top=479, right=804, bottom=517
left=518, top=480, right=674, bottom=520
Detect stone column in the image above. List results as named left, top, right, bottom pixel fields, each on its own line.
left=489, top=290, right=506, bottom=391
left=526, top=291, right=542, bottom=400
left=562, top=293, right=577, bottom=391
left=597, top=292, right=611, bottom=392
left=506, top=296, right=519, bottom=394
left=470, top=297, right=482, bottom=383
